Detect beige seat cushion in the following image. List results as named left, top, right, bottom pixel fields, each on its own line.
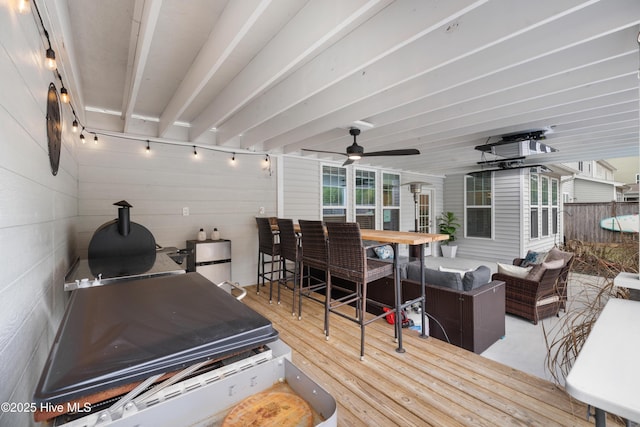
left=497, top=262, right=532, bottom=278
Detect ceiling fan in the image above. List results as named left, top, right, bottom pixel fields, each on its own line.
left=302, top=128, right=420, bottom=166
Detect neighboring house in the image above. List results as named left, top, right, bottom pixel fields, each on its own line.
left=559, top=160, right=621, bottom=203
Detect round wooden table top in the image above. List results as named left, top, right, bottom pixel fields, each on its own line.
left=222, top=391, right=313, bottom=427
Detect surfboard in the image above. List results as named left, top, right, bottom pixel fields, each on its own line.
left=600, top=214, right=639, bottom=233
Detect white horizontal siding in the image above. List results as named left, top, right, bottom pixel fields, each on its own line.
left=77, top=136, right=277, bottom=286
left=0, top=5, right=78, bottom=426
left=574, top=179, right=616, bottom=202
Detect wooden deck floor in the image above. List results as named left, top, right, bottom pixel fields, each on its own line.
left=243, top=285, right=620, bottom=427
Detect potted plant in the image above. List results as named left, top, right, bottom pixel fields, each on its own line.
left=437, top=211, right=460, bottom=258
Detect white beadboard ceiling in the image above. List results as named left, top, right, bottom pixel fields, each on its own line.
left=49, top=0, right=639, bottom=175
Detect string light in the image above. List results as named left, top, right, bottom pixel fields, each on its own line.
left=28, top=0, right=273, bottom=172
left=60, top=86, right=69, bottom=103
left=45, top=47, right=56, bottom=70
left=17, top=0, right=30, bottom=14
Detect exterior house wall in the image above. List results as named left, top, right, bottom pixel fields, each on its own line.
left=0, top=6, right=79, bottom=426
left=573, top=179, right=617, bottom=203
left=442, top=171, right=521, bottom=264
left=77, top=136, right=277, bottom=286
left=280, top=157, right=445, bottom=257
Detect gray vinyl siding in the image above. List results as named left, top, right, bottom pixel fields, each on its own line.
left=281, top=156, right=322, bottom=220
left=573, top=179, right=617, bottom=202
left=77, top=139, right=278, bottom=286
left=443, top=170, right=521, bottom=263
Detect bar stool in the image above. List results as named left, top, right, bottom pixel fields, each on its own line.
left=325, top=222, right=394, bottom=360
left=255, top=217, right=281, bottom=303
left=297, top=220, right=329, bottom=327
left=276, top=218, right=301, bottom=314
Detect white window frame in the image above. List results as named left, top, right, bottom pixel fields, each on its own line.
left=353, top=167, right=377, bottom=229
left=320, top=164, right=347, bottom=222
left=381, top=172, right=401, bottom=231
left=464, top=172, right=494, bottom=239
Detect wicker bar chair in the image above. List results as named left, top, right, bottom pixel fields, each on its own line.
left=325, top=222, right=394, bottom=360
left=492, top=266, right=564, bottom=325
left=255, top=217, right=281, bottom=303
left=297, top=220, right=329, bottom=326
left=276, top=218, right=301, bottom=314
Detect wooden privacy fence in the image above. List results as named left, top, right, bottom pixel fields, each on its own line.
left=563, top=202, right=639, bottom=243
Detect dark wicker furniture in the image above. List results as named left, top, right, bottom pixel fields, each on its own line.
left=492, top=264, right=564, bottom=325
left=255, top=216, right=281, bottom=302
left=276, top=218, right=301, bottom=313
left=297, top=220, right=329, bottom=325
left=325, top=222, right=394, bottom=360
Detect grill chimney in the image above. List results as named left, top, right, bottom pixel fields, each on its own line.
left=114, top=200, right=133, bottom=237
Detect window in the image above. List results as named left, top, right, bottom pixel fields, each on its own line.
left=382, top=173, right=400, bottom=230
left=322, top=165, right=346, bottom=222
left=530, top=174, right=539, bottom=238
left=465, top=172, right=492, bottom=238
left=552, top=179, right=559, bottom=234
left=355, top=169, right=376, bottom=229
left=530, top=173, right=559, bottom=238
left=541, top=176, right=549, bottom=237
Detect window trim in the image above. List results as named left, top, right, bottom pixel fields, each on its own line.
left=464, top=171, right=494, bottom=240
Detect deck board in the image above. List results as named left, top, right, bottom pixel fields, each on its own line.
left=245, top=285, right=619, bottom=426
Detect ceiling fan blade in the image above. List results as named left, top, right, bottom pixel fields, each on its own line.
left=362, top=148, right=420, bottom=157
left=301, top=148, right=347, bottom=156
left=342, top=158, right=355, bottom=166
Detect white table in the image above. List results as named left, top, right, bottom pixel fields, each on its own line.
left=565, top=298, right=640, bottom=425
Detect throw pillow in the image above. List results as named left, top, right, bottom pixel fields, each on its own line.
left=545, top=247, right=573, bottom=265
left=373, top=245, right=394, bottom=260
left=521, top=250, right=548, bottom=267
left=524, top=258, right=565, bottom=281
left=462, top=265, right=491, bottom=291
left=497, top=262, right=532, bottom=278
left=438, top=266, right=471, bottom=277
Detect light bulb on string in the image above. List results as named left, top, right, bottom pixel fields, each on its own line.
left=93, top=134, right=98, bottom=144
left=231, top=153, right=236, bottom=163
left=60, top=86, right=69, bottom=103
left=18, top=0, right=30, bottom=14
left=79, top=133, right=85, bottom=144
left=45, top=47, right=56, bottom=70
left=146, top=140, right=150, bottom=153
left=72, top=119, right=78, bottom=133
left=193, top=146, right=198, bottom=157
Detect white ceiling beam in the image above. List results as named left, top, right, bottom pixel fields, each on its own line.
left=157, top=0, right=272, bottom=137
left=278, top=31, right=637, bottom=153
left=212, top=0, right=489, bottom=147
left=237, top=0, right=620, bottom=149
left=188, top=0, right=392, bottom=142
left=121, top=0, right=162, bottom=133
left=363, top=79, right=638, bottom=151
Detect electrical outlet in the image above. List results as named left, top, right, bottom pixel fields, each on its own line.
left=182, top=207, right=189, bottom=216
left=259, top=207, right=265, bottom=215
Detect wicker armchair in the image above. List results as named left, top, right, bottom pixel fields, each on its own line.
left=325, top=222, right=394, bottom=360
left=514, top=251, right=575, bottom=312
left=492, top=265, right=564, bottom=325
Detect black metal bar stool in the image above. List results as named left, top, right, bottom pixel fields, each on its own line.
left=325, top=222, right=394, bottom=360
left=255, top=216, right=281, bottom=303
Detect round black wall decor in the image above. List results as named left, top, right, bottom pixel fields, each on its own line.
left=46, top=82, right=62, bottom=176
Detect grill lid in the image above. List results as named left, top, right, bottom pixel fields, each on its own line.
left=34, top=273, right=278, bottom=406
